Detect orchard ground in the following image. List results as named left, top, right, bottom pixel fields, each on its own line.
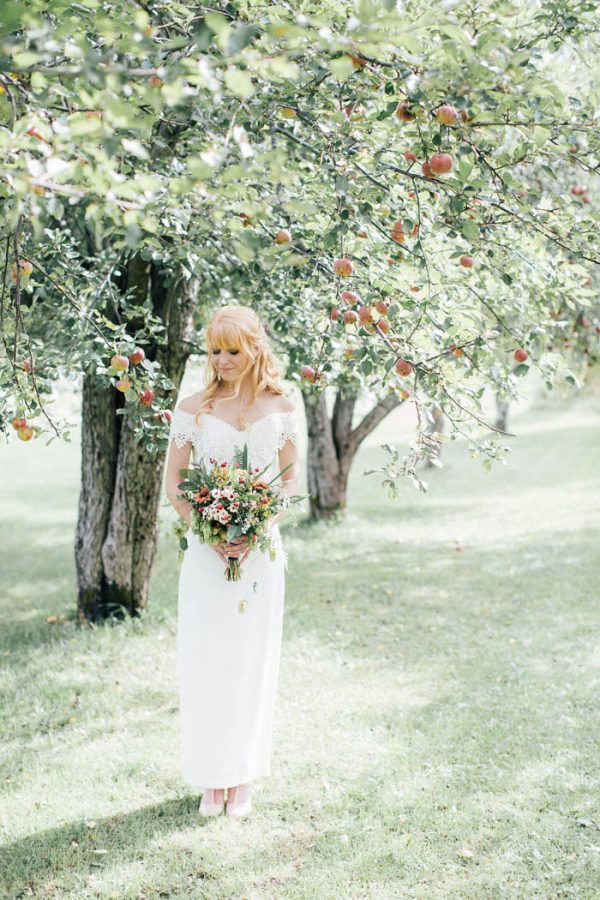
left=1, top=374, right=599, bottom=898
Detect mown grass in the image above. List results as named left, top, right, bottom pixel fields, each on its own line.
left=1, top=390, right=599, bottom=899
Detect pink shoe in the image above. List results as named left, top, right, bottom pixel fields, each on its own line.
left=199, top=788, right=225, bottom=817
left=225, top=784, right=252, bottom=818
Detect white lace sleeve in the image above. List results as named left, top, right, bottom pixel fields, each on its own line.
left=277, top=409, right=300, bottom=452
left=169, top=408, right=198, bottom=449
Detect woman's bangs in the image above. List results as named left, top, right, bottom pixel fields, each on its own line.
left=208, top=319, right=248, bottom=352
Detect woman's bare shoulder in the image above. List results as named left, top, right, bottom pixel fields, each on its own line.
left=260, top=388, right=296, bottom=414
left=177, top=391, right=206, bottom=414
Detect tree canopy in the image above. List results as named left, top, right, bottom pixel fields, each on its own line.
left=1, top=0, right=598, bottom=479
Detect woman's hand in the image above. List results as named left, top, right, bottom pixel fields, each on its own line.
left=211, top=534, right=253, bottom=566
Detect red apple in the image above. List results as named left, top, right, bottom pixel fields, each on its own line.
left=11, top=416, right=27, bottom=430
left=377, top=318, right=391, bottom=334
left=17, top=425, right=34, bottom=441
left=148, top=75, right=163, bottom=88
left=333, top=258, right=353, bottom=276
left=300, top=365, right=317, bottom=382
left=395, top=103, right=415, bottom=122
left=154, top=409, right=173, bottom=424
left=403, top=150, right=417, bottom=162
left=428, top=152, right=453, bottom=175
left=421, top=160, right=434, bottom=179
left=129, top=347, right=145, bottom=365
left=375, top=299, right=390, bottom=316
left=330, top=307, right=341, bottom=321
left=275, top=228, right=291, bottom=244
left=111, top=354, right=129, bottom=371
left=459, top=255, right=474, bottom=268
left=435, top=104, right=457, bottom=125
left=514, top=348, right=528, bottom=362
left=26, top=126, right=45, bottom=141
left=21, top=358, right=33, bottom=373
left=115, top=378, right=132, bottom=392
left=582, top=195, right=591, bottom=204
left=343, top=310, right=360, bottom=325
left=139, top=388, right=155, bottom=406
left=399, top=388, right=411, bottom=400
left=341, top=290, right=359, bottom=305
left=571, top=185, right=586, bottom=196
left=391, top=220, right=405, bottom=243
left=358, top=305, right=374, bottom=324
left=395, top=358, right=413, bottom=377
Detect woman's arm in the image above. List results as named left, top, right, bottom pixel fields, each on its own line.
left=268, top=433, right=302, bottom=529
left=165, top=437, right=195, bottom=526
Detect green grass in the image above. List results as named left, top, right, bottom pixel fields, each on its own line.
left=1, top=392, right=600, bottom=899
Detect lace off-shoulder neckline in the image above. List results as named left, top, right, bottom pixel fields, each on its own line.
left=175, top=408, right=295, bottom=434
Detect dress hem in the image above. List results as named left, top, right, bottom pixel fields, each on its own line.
left=182, top=769, right=271, bottom=789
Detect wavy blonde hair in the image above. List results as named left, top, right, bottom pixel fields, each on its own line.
left=193, top=305, right=285, bottom=430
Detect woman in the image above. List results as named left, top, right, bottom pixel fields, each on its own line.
left=165, top=305, right=301, bottom=819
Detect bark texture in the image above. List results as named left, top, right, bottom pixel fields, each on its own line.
left=75, top=260, right=198, bottom=621
left=303, top=389, right=400, bottom=520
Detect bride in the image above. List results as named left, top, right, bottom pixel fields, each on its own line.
left=165, top=305, right=301, bottom=819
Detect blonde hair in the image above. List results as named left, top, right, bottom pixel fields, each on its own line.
left=193, top=305, right=285, bottom=429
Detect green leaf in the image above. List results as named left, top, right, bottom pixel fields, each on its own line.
left=224, top=67, right=255, bottom=98
left=329, top=56, right=355, bottom=81
left=228, top=23, right=260, bottom=55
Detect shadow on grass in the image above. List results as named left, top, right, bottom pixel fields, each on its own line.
left=0, top=795, right=216, bottom=898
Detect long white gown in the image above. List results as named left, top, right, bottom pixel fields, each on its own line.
left=168, top=405, right=300, bottom=789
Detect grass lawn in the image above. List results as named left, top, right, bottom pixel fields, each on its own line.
left=1, top=389, right=599, bottom=899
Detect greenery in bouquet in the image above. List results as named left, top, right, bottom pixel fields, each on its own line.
left=173, top=443, right=303, bottom=580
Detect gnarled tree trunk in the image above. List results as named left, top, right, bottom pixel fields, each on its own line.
left=303, top=389, right=401, bottom=520
left=75, top=260, right=198, bottom=622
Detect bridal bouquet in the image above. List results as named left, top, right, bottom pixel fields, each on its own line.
left=174, top=443, right=302, bottom=583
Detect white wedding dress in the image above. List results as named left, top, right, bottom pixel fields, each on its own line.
left=168, top=405, right=300, bottom=789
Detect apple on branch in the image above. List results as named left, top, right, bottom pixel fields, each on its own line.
left=514, top=348, right=528, bottom=362
left=17, top=425, right=34, bottom=441
left=395, top=103, right=415, bottom=122
left=139, top=388, right=155, bottom=407
left=300, top=365, right=317, bottom=383
left=428, top=153, right=453, bottom=175
left=395, top=358, right=413, bottom=377
left=129, top=347, right=145, bottom=365
left=459, top=255, right=474, bottom=268
left=111, top=354, right=129, bottom=372
left=435, top=104, right=458, bottom=125
left=333, top=258, right=353, bottom=276
left=275, top=228, right=291, bottom=244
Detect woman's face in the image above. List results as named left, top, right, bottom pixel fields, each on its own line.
left=211, top=345, right=254, bottom=383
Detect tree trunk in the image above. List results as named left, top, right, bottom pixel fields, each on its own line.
left=303, top=388, right=401, bottom=520
left=424, top=402, right=445, bottom=467
left=75, top=261, right=198, bottom=622
left=495, top=394, right=510, bottom=432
